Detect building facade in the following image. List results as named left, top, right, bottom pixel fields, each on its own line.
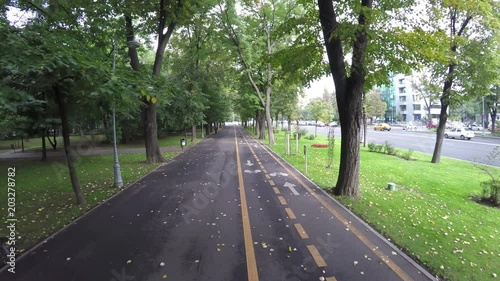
left=379, top=73, right=442, bottom=124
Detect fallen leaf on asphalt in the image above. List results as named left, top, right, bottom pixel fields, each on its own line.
left=162, top=274, right=167, bottom=279
left=160, top=262, right=165, bottom=267
left=127, top=260, right=132, bottom=264
left=66, top=257, right=71, bottom=261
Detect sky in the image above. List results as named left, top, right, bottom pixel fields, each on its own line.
left=301, top=74, right=335, bottom=106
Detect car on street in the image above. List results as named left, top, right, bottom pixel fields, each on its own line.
left=374, top=123, right=391, bottom=131
left=468, top=124, right=483, bottom=131
left=444, top=127, right=475, bottom=140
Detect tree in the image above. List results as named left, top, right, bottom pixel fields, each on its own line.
left=316, top=0, right=426, bottom=196
left=428, top=0, right=500, bottom=163
left=485, top=86, right=500, bottom=132
left=119, top=0, right=214, bottom=163
left=306, top=97, right=332, bottom=136
left=218, top=0, right=302, bottom=145
left=411, top=72, right=441, bottom=126
left=365, top=90, right=387, bottom=121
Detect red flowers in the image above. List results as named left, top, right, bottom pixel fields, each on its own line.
left=311, top=144, right=328, bottom=148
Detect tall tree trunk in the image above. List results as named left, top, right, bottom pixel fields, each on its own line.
left=255, top=111, right=260, bottom=136
left=491, top=108, right=497, bottom=133
left=54, top=84, right=86, bottom=205
left=431, top=64, right=454, bottom=163
left=141, top=100, right=164, bottom=163
left=363, top=106, right=368, bottom=147
left=191, top=125, right=196, bottom=142
left=431, top=101, right=449, bottom=163
left=259, top=113, right=266, bottom=140
left=47, top=129, right=57, bottom=151
left=126, top=15, right=164, bottom=163
left=41, top=130, right=47, bottom=161
left=431, top=13, right=471, bottom=163
left=319, top=0, right=372, bottom=197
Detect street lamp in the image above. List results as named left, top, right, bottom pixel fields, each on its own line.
left=110, top=39, right=141, bottom=188
left=111, top=39, right=123, bottom=188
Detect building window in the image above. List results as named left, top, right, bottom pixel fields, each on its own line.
left=399, top=96, right=406, bottom=102
left=414, top=114, right=421, bottom=120
left=399, top=87, right=406, bottom=94
left=400, top=105, right=407, bottom=111
left=413, top=104, right=421, bottom=110
left=431, top=104, right=441, bottom=109
left=399, top=78, right=405, bottom=85
left=431, top=114, right=440, bottom=119
left=402, top=114, right=407, bottom=121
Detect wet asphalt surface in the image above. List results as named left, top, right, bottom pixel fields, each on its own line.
left=1, top=126, right=435, bottom=281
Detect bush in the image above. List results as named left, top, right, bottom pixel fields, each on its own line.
left=473, top=146, right=500, bottom=207
left=480, top=180, right=500, bottom=207
left=368, top=142, right=377, bottom=152
left=307, top=134, right=315, bottom=140
left=401, top=149, right=414, bottom=160
left=294, top=129, right=309, bottom=139
left=383, top=141, right=396, bottom=155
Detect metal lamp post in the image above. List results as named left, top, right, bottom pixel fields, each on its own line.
left=111, top=39, right=141, bottom=188
left=111, top=40, right=123, bottom=188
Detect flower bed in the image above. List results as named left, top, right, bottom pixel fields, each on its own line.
left=311, top=144, right=328, bottom=148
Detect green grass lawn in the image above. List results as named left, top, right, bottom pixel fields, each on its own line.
left=0, top=150, right=179, bottom=252
left=261, top=129, right=499, bottom=281
left=0, top=131, right=205, bottom=152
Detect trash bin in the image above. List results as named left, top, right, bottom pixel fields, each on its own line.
left=180, top=138, right=186, bottom=151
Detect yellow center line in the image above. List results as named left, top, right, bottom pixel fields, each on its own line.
left=273, top=187, right=280, bottom=194
left=265, top=174, right=271, bottom=180
left=268, top=180, right=275, bottom=186
left=307, top=245, right=327, bottom=267
left=234, top=128, right=259, bottom=281
left=294, top=223, right=310, bottom=239
left=285, top=208, right=296, bottom=219
left=277, top=196, right=287, bottom=205
left=326, top=277, right=338, bottom=281
left=249, top=132, right=414, bottom=281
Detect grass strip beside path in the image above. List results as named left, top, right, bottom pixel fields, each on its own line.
left=262, top=128, right=499, bottom=281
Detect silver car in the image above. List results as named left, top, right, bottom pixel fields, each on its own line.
left=444, top=127, right=475, bottom=140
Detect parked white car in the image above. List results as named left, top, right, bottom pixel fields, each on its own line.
left=444, top=127, right=475, bottom=140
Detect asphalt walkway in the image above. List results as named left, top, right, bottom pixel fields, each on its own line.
left=0, top=126, right=435, bottom=280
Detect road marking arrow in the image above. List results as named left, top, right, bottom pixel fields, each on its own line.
left=284, top=182, right=299, bottom=195
left=244, top=170, right=262, bottom=174
left=270, top=172, right=289, bottom=177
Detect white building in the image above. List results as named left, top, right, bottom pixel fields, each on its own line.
left=381, top=73, right=443, bottom=124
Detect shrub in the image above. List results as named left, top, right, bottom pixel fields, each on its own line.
left=307, top=134, right=316, bottom=140
left=293, top=128, right=309, bottom=139
left=401, top=149, right=414, bottom=160
left=368, top=142, right=377, bottom=152
left=473, top=146, right=500, bottom=207
left=480, top=181, right=500, bottom=207
left=383, top=141, right=396, bottom=155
